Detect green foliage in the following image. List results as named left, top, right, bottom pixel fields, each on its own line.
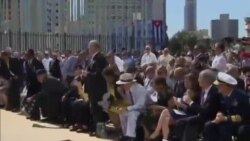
left=168, top=31, right=206, bottom=54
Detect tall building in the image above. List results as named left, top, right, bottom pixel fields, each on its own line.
left=211, top=14, right=238, bottom=40
left=245, top=17, right=250, bottom=37
left=184, top=0, right=197, bottom=31
left=0, top=0, right=68, bottom=33
left=20, top=0, right=68, bottom=33
left=82, top=0, right=166, bottom=49
left=66, top=0, right=84, bottom=33
left=0, top=0, right=21, bottom=32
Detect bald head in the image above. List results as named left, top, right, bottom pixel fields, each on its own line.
left=88, top=40, right=101, bottom=55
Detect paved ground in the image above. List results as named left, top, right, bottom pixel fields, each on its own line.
left=0, top=110, right=111, bottom=141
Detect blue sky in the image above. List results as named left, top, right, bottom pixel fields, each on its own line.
left=167, top=0, right=250, bottom=38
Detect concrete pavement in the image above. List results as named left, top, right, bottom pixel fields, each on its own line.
left=0, top=110, right=111, bottom=141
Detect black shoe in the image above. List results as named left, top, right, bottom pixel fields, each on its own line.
left=118, top=136, right=127, bottom=141
left=0, top=104, right=5, bottom=109
left=125, top=137, right=136, bottom=141
left=11, top=108, right=20, bottom=113
left=89, top=132, right=96, bottom=137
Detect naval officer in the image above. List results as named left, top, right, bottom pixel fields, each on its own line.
left=203, top=72, right=250, bottom=141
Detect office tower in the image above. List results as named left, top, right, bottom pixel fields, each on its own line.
left=245, top=17, right=250, bottom=37
left=0, top=0, right=21, bottom=32
left=82, top=0, right=166, bottom=50
left=0, top=0, right=68, bottom=33
left=184, top=0, right=197, bottom=31
left=211, top=14, right=238, bottom=40
left=82, top=0, right=166, bottom=35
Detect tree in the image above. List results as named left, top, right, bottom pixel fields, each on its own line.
left=168, top=31, right=203, bottom=55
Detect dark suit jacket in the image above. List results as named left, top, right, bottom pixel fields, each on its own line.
left=36, top=77, right=68, bottom=118
left=49, top=59, right=62, bottom=79
left=236, top=78, right=245, bottom=91
left=220, top=89, right=250, bottom=123
left=0, top=58, right=12, bottom=80
left=84, top=52, right=108, bottom=101
left=174, top=81, right=186, bottom=98
left=9, top=58, right=23, bottom=77
left=25, top=58, right=44, bottom=97
left=187, top=85, right=221, bottom=122
left=192, top=53, right=209, bottom=71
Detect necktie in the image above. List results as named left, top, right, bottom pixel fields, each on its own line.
left=129, top=91, right=134, bottom=105
left=201, top=91, right=206, bottom=105
left=145, top=79, right=151, bottom=88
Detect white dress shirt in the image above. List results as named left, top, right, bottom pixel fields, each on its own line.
left=202, top=85, right=213, bottom=104
left=212, top=53, right=227, bottom=72
left=114, top=56, right=125, bottom=72
left=42, top=57, right=53, bottom=74
left=158, top=54, right=174, bottom=67
left=140, top=52, right=157, bottom=67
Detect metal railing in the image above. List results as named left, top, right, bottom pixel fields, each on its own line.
left=0, top=32, right=152, bottom=53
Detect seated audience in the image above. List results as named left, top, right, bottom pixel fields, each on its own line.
left=226, top=64, right=245, bottom=91
left=203, top=72, right=250, bottom=141
left=144, top=66, right=156, bottom=93
left=26, top=69, right=68, bottom=121
left=174, top=69, right=220, bottom=141
left=98, top=67, right=122, bottom=130
left=173, top=67, right=186, bottom=98
left=116, top=73, right=147, bottom=141
left=149, top=72, right=201, bottom=141
left=143, top=77, right=175, bottom=140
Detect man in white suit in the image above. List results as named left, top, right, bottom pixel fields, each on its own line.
left=116, top=73, right=148, bottom=141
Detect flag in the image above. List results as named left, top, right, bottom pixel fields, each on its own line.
left=152, top=20, right=163, bottom=44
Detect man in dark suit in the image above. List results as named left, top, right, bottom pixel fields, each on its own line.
left=24, top=49, right=44, bottom=119
left=83, top=40, right=108, bottom=136
left=27, top=69, right=68, bottom=121
left=49, top=52, right=62, bottom=80
left=191, top=44, right=209, bottom=71
left=2, top=48, right=23, bottom=112
left=25, top=49, right=45, bottom=98
left=0, top=52, right=12, bottom=80
left=175, top=69, right=221, bottom=141
left=203, top=72, right=250, bottom=141
left=173, top=67, right=186, bottom=98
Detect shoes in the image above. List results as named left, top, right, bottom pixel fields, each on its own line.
left=119, top=136, right=136, bottom=141
left=69, top=125, right=78, bottom=131
left=76, top=128, right=87, bottom=133
left=0, top=104, right=5, bottom=109
left=76, top=125, right=88, bottom=133
left=89, top=132, right=96, bottom=137
left=125, top=137, right=136, bottom=141
left=27, top=116, right=40, bottom=121
left=62, top=124, right=70, bottom=129
left=11, top=108, right=20, bottom=113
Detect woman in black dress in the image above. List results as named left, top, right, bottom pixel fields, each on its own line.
left=143, top=77, right=175, bottom=140
left=149, top=72, right=201, bottom=140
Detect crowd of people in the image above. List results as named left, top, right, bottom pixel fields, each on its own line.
left=0, top=40, right=250, bottom=141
